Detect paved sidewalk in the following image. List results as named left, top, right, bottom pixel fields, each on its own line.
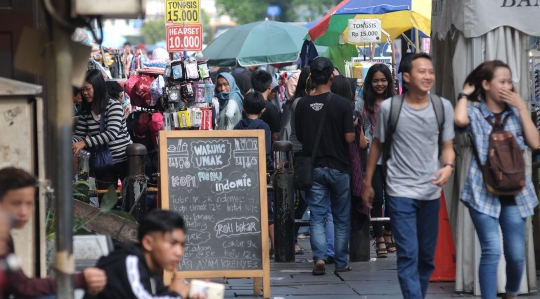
left=220, top=237, right=540, bottom=298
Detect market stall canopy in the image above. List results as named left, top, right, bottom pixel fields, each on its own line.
left=308, top=0, right=431, bottom=46
left=432, top=0, right=540, bottom=39
left=202, top=20, right=308, bottom=67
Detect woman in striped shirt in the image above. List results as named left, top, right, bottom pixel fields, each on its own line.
left=72, top=69, right=133, bottom=190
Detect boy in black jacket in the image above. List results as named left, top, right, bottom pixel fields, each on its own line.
left=84, top=210, right=198, bottom=299
left=234, top=91, right=274, bottom=170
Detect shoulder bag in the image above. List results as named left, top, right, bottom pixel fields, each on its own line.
left=293, top=92, right=332, bottom=190
left=90, top=111, right=115, bottom=170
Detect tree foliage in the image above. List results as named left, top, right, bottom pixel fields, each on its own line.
left=141, top=20, right=166, bottom=44
left=201, top=9, right=212, bottom=44
left=215, top=0, right=337, bottom=24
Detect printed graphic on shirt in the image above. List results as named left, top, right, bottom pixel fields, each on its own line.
left=310, top=103, right=324, bottom=111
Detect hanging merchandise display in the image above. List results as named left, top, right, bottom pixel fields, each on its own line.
left=124, top=48, right=217, bottom=142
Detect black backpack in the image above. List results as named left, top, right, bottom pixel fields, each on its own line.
left=382, top=94, right=445, bottom=175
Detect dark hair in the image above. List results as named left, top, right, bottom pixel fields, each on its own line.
left=333, top=67, right=341, bottom=75
left=232, top=73, right=252, bottom=97
left=331, top=75, right=353, bottom=102
left=347, top=78, right=357, bottom=101
left=309, top=57, right=334, bottom=86
left=243, top=91, right=266, bottom=115
left=397, top=54, right=413, bottom=74
left=293, top=66, right=311, bottom=100
left=0, top=167, right=37, bottom=201
left=73, top=87, right=81, bottom=97
left=464, top=60, right=512, bottom=102
left=251, top=70, right=273, bottom=93
left=81, top=69, right=109, bottom=114
left=138, top=210, right=185, bottom=243
left=401, top=53, right=432, bottom=75
left=123, top=42, right=131, bottom=47
left=105, top=80, right=124, bottom=101
left=363, top=64, right=395, bottom=114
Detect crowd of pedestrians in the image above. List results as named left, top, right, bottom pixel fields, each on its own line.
left=0, top=51, right=538, bottom=299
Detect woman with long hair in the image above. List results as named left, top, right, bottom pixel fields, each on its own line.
left=455, top=60, right=540, bottom=299
left=361, top=64, right=396, bottom=258
left=215, top=72, right=244, bottom=130
left=72, top=69, right=133, bottom=190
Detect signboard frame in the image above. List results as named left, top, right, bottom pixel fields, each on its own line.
left=166, top=24, right=203, bottom=52
left=348, top=18, right=382, bottom=44
left=165, top=0, right=201, bottom=24
left=159, top=130, right=270, bottom=298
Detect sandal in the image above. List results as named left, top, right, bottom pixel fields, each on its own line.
left=312, top=261, right=326, bottom=276
left=384, top=232, right=396, bottom=253
left=334, top=265, right=353, bottom=273
left=375, top=241, right=388, bottom=258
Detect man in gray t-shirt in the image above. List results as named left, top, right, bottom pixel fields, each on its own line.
left=362, top=54, right=455, bottom=299
left=376, top=98, right=455, bottom=200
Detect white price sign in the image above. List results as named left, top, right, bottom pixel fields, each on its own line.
left=348, top=19, right=382, bottom=43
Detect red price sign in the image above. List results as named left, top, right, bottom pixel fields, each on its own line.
left=166, top=24, right=203, bottom=52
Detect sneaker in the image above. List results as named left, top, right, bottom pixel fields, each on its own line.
left=269, top=249, right=275, bottom=259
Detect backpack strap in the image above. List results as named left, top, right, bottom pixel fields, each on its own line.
left=486, top=110, right=512, bottom=131
left=387, top=94, right=404, bottom=138
left=430, top=94, right=445, bottom=156
left=382, top=94, right=405, bottom=175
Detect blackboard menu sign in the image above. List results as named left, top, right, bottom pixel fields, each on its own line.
left=159, top=131, right=270, bottom=297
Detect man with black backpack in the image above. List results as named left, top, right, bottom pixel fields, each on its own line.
left=362, top=53, right=455, bottom=299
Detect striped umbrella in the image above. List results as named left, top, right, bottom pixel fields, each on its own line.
left=308, top=0, right=431, bottom=46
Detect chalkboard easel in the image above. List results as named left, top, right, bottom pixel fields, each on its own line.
left=159, top=130, right=270, bottom=298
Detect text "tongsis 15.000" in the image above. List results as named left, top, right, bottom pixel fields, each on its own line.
left=165, top=0, right=200, bottom=24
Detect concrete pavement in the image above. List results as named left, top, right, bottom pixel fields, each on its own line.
left=219, top=237, right=540, bottom=299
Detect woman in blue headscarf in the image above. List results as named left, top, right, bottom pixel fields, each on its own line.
left=215, top=72, right=244, bottom=130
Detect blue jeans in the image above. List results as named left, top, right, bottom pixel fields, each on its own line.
left=466, top=203, right=526, bottom=298
left=326, top=210, right=335, bottom=257
left=305, top=167, right=351, bottom=269
left=388, top=196, right=439, bottom=299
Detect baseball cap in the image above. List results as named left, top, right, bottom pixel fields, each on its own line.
left=310, top=57, right=334, bottom=79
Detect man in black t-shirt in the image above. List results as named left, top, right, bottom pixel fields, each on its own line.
left=295, top=57, right=355, bottom=275
left=251, top=70, right=281, bottom=142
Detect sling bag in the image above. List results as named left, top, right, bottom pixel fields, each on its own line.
left=293, top=92, right=332, bottom=190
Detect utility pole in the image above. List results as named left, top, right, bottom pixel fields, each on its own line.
left=46, top=0, right=75, bottom=297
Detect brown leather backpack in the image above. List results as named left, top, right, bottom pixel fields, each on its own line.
left=471, top=113, right=525, bottom=195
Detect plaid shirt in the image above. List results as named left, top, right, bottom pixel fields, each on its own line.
left=458, top=101, right=538, bottom=218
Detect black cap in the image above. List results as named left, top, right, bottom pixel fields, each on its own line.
left=309, top=57, right=334, bottom=79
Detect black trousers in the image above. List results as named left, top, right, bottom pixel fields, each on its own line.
left=93, top=160, right=128, bottom=191
left=372, top=165, right=392, bottom=238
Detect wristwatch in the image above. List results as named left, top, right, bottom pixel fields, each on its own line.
left=457, top=93, right=469, bottom=100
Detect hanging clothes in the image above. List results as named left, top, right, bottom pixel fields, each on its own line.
left=323, top=44, right=359, bottom=75
left=300, top=40, right=319, bottom=69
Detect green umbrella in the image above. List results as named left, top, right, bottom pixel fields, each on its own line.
left=203, top=20, right=308, bottom=67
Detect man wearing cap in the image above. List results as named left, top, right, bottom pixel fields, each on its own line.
left=295, top=57, right=355, bottom=275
